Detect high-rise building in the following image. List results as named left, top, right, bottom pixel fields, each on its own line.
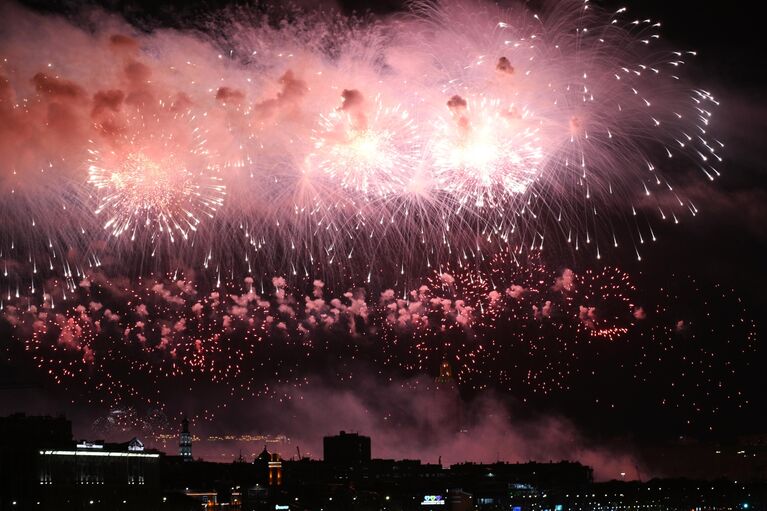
left=268, top=451, right=282, bottom=486
left=435, top=359, right=463, bottom=433
left=179, top=417, right=192, bottom=461
left=435, top=359, right=456, bottom=387
left=254, top=447, right=283, bottom=488
left=323, top=431, right=371, bottom=466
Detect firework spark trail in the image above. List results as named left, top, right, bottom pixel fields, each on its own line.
left=0, top=0, right=723, bottom=286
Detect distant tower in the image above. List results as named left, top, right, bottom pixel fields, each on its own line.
left=268, top=452, right=283, bottom=486
left=256, top=446, right=283, bottom=487
left=435, top=359, right=463, bottom=433
left=179, top=417, right=192, bottom=461
left=435, top=359, right=455, bottom=386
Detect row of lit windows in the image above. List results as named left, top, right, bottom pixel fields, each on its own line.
left=39, top=479, right=145, bottom=485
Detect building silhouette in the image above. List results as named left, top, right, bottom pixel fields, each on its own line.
left=0, top=414, right=161, bottom=510
left=435, top=359, right=463, bottom=432
left=323, top=431, right=371, bottom=466
left=435, top=359, right=455, bottom=386
left=2, top=414, right=763, bottom=511
left=255, top=446, right=282, bottom=487
left=179, top=417, right=192, bottom=461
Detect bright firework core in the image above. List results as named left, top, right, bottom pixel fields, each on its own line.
left=93, top=151, right=196, bottom=227
left=433, top=94, right=542, bottom=207
left=311, top=92, right=419, bottom=198
left=87, top=110, right=225, bottom=243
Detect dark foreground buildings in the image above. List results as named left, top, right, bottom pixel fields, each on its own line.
left=0, top=413, right=161, bottom=509
left=323, top=430, right=371, bottom=466
left=1, top=414, right=765, bottom=510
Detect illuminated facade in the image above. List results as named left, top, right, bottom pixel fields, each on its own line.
left=179, top=416, right=193, bottom=461
left=30, top=441, right=162, bottom=509
left=268, top=452, right=283, bottom=487
left=435, top=359, right=455, bottom=385
left=255, top=447, right=283, bottom=487
left=38, top=444, right=160, bottom=487
left=434, top=359, right=463, bottom=433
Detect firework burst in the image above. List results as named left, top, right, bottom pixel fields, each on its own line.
left=0, top=0, right=724, bottom=282
left=87, top=107, right=226, bottom=246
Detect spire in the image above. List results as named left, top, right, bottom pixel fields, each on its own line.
left=256, top=445, right=271, bottom=462
left=179, top=416, right=192, bottom=461
left=435, top=359, right=454, bottom=384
